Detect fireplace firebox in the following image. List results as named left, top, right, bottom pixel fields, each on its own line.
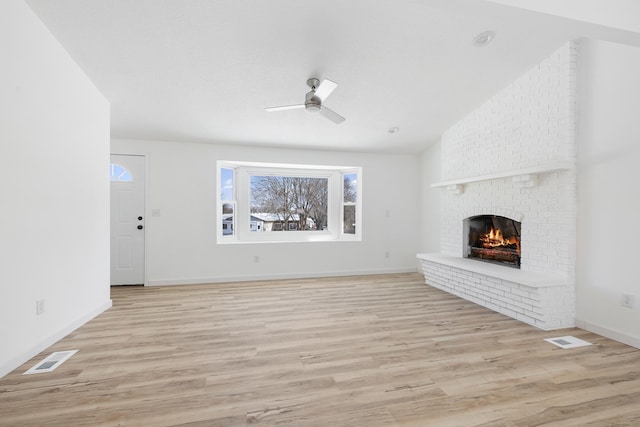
left=464, top=215, right=521, bottom=268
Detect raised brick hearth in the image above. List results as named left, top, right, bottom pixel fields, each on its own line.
left=417, top=254, right=575, bottom=330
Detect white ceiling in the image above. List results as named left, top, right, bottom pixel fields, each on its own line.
left=24, top=0, right=640, bottom=153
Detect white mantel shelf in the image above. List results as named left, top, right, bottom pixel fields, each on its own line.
left=431, top=161, right=575, bottom=189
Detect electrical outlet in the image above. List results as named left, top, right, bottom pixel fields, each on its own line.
left=385, top=251, right=390, bottom=259
left=254, top=255, right=260, bottom=263
left=36, top=299, right=45, bottom=315
left=621, top=294, right=635, bottom=308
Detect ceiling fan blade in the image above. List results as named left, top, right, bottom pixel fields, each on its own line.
left=320, top=106, right=346, bottom=124
left=265, top=104, right=305, bottom=112
left=314, top=79, right=338, bottom=101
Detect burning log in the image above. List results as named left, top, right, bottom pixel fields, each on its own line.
left=479, top=228, right=520, bottom=255
left=470, top=247, right=520, bottom=266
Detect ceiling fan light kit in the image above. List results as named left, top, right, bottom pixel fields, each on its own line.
left=266, top=77, right=345, bottom=124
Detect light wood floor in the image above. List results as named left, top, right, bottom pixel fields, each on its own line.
left=1, top=273, right=639, bottom=426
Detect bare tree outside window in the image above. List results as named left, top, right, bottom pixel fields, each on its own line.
left=222, top=203, right=234, bottom=214
left=344, top=173, right=357, bottom=203
left=343, top=173, right=357, bottom=234
left=250, top=176, right=328, bottom=231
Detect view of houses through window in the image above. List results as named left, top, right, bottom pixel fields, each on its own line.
left=220, top=167, right=235, bottom=236
left=219, top=162, right=361, bottom=242
left=250, top=176, right=328, bottom=232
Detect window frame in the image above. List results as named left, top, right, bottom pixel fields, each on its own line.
left=219, top=167, right=236, bottom=237
left=217, top=161, right=361, bottom=244
left=342, top=172, right=358, bottom=235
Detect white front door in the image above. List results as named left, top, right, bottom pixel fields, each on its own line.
left=110, top=154, right=145, bottom=285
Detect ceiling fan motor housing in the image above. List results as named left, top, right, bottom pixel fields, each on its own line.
left=305, top=91, right=321, bottom=113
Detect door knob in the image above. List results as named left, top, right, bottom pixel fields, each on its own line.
left=137, top=225, right=143, bottom=230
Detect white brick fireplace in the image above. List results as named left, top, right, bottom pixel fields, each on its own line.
left=418, top=42, right=578, bottom=330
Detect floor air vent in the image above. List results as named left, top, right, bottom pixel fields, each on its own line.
left=24, top=350, right=78, bottom=375
left=544, top=336, right=592, bottom=349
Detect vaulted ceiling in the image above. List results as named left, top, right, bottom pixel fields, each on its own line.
left=25, top=0, right=640, bottom=153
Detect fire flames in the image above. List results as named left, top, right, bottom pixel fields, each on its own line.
left=480, top=228, right=520, bottom=255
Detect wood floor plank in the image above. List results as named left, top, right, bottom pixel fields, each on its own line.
left=1, top=273, right=639, bottom=426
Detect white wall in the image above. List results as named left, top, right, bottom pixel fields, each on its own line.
left=575, top=39, right=640, bottom=348
left=419, top=141, right=441, bottom=254
left=0, top=0, right=111, bottom=377
left=112, top=139, right=421, bottom=284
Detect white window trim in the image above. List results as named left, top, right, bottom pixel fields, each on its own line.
left=219, top=166, right=237, bottom=237
left=217, top=161, right=361, bottom=244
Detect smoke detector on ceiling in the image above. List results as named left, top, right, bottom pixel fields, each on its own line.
left=473, top=30, right=496, bottom=47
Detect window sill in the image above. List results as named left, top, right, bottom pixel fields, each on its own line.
left=218, top=233, right=361, bottom=244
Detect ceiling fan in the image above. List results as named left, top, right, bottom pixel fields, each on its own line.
left=265, top=78, right=346, bottom=124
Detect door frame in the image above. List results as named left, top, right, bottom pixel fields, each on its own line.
left=111, top=151, right=150, bottom=286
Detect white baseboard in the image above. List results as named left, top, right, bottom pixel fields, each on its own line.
left=575, top=318, right=640, bottom=349
left=0, top=300, right=112, bottom=379
left=146, top=267, right=419, bottom=286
